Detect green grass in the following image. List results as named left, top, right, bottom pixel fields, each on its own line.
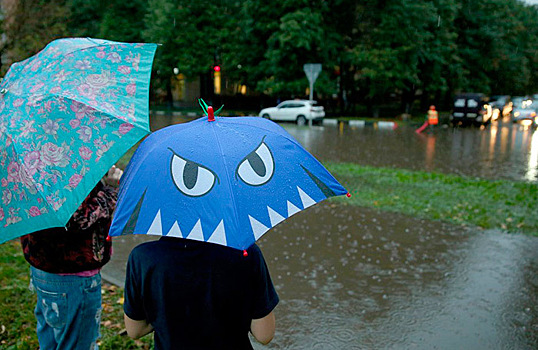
left=326, top=163, right=538, bottom=236
left=0, top=240, right=153, bottom=349
left=0, top=240, right=36, bottom=349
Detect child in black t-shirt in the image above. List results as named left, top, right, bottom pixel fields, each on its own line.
left=123, top=236, right=278, bottom=350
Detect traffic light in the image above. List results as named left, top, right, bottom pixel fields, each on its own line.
left=213, top=65, right=221, bottom=95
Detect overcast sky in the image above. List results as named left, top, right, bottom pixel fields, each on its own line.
left=523, top=0, right=538, bottom=4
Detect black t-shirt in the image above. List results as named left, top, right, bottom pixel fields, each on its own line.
left=124, top=237, right=279, bottom=350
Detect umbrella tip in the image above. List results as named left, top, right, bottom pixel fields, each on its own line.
left=208, top=106, right=215, bottom=122
left=243, top=249, right=248, bottom=257
left=346, top=192, right=352, bottom=198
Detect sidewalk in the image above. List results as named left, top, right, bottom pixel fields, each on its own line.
left=101, top=235, right=158, bottom=288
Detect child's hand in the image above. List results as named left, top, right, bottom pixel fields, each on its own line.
left=103, top=165, right=123, bottom=187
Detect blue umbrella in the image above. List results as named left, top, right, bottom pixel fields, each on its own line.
left=0, top=38, right=157, bottom=243
left=109, top=106, right=348, bottom=251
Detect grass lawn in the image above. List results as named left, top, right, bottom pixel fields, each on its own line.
left=1, top=162, right=536, bottom=348
left=326, top=162, right=538, bottom=236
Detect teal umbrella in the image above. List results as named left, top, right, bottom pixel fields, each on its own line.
left=0, top=38, right=157, bottom=243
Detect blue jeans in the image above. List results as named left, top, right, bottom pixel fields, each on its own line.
left=30, top=267, right=102, bottom=350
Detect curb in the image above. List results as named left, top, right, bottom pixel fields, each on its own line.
left=322, top=119, right=398, bottom=129
left=101, top=271, right=124, bottom=288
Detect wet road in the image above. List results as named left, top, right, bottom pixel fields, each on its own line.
left=286, top=121, right=538, bottom=182
left=253, top=204, right=538, bottom=349
left=103, top=118, right=538, bottom=349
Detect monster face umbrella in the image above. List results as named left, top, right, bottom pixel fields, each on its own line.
left=109, top=103, right=349, bottom=252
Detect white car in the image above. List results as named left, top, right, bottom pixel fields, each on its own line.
left=259, top=100, right=325, bottom=125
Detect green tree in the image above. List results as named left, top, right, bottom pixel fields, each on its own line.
left=2, top=0, right=69, bottom=66
left=143, top=0, right=241, bottom=105
left=235, top=0, right=345, bottom=99
left=349, top=0, right=445, bottom=114
left=416, top=0, right=460, bottom=110
left=65, top=0, right=105, bottom=37
left=99, top=0, right=147, bottom=42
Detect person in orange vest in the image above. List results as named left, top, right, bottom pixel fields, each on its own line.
left=415, top=105, right=439, bottom=133
left=427, top=105, right=439, bottom=127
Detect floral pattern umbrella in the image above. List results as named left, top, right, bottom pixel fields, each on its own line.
left=0, top=37, right=157, bottom=243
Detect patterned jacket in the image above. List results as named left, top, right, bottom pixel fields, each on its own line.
left=20, top=181, right=118, bottom=273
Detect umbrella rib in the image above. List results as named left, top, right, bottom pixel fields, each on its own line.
left=0, top=42, right=117, bottom=90
left=54, top=93, right=146, bottom=126
left=209, top=123, right=243, bottom=247
left=225, top=119, right=306, bottom=150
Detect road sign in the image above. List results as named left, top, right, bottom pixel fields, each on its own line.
left=303, top=63, right=322, bottom=101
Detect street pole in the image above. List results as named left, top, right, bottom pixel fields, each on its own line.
left=303, top=63, right=322, bottom=102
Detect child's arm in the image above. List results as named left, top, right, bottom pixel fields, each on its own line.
left=124, top=313, right=154, bottom=339
left=250, top=311, right=276, bottom=345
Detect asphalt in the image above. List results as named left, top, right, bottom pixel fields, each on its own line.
left=100, top=234, right=158, bottom=288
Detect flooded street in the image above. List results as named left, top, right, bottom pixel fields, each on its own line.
left=254, top=204, right=538, bottom=349
left=106, top=117, right=538, bottom=349
left=285, top=121, right=538, bottom=182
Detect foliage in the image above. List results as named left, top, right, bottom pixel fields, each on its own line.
left=1, top=0, right=69, bottom=67
left=326, top=162, right=538, bottom=236
left=2, top=0, right=538, bottom=112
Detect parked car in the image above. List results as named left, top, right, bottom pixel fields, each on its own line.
left=259, top=100, right=325, bottom=125
left=450, top=93, right=492, bottom=126
left=512, top=100, right=538, bottom=127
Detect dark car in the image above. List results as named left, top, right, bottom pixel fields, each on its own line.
left=450, top=93, right=492, bottom=127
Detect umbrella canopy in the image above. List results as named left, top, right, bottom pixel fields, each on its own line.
left=0, top=37, right=157, bottom=243
left=109, top=113, right=348, bottom=251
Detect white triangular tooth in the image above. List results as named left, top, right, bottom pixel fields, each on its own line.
left=267, top=206, right=285, bottom=227
left=207, top=220, right=227, bottom=246
left=186, top=219, right=204, bottom=241
left=249, top=215, right=270, bottom=240
left=147, top=210, right=162, bottom=236
left=297, top=186, right=316, bottom=209
left=166, top=221, right=182, bottom=238
left=287, top=201, right=301, bottom=217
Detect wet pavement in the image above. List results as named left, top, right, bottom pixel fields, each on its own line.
left=102, top=119, right=538, bottom=349
left=286, top=121, right=538, bottom=182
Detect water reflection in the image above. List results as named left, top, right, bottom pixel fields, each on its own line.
left=283, top=121, right=537, bottom=182
left=416, top=133, right=437, bottom=171
left=252, top=203, right=538, bottom=349
left=526, top=129, right=538, bottom=181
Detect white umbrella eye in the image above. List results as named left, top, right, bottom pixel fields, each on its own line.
left=236, top=141, right=274, bottom=186
left=171, top=153, right=217, bottom=197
